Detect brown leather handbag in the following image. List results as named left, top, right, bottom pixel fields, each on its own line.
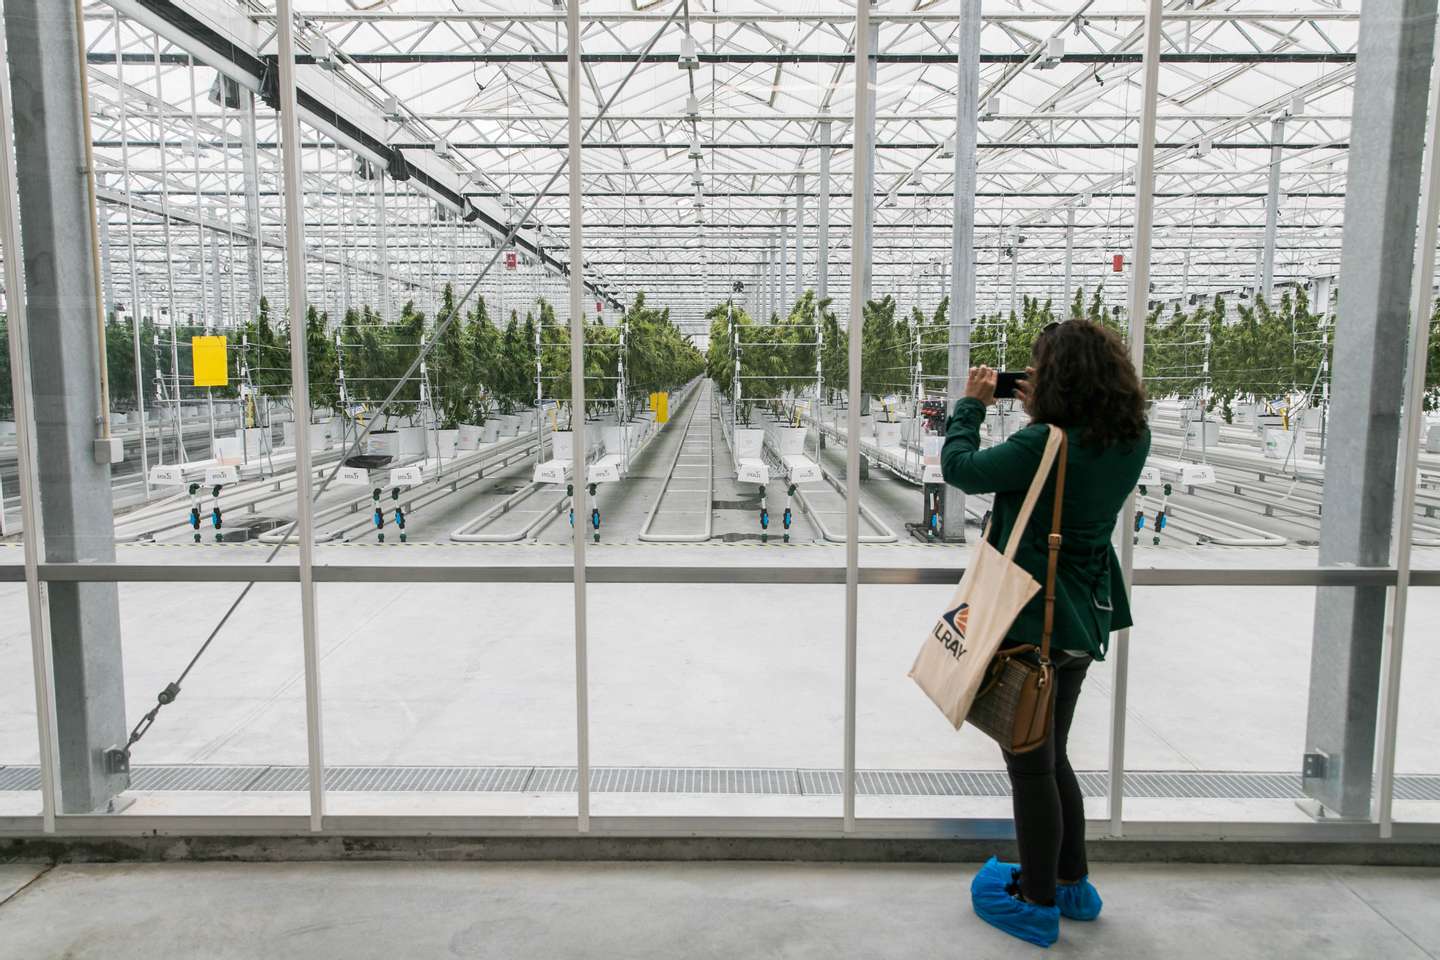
left=966, top=431, right=1069, bottom=755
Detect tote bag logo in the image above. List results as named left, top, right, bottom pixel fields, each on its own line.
left=932, top=602, right=971, bottom=660
left=943, top=602, right=970, bottom=638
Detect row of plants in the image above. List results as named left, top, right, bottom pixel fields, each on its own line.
left=704, top=285, right=1440, bottom=421
left=0, top=286, right=704, bottom=429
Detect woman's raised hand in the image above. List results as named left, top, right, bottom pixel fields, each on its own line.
left=964, top=365, right=998, bottom=407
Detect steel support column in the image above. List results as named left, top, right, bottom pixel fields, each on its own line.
left=794, top=174, right=805, bottom=299
left=859, top=21, right=878, bottom=307
left=817, top=114, right=831, bottom=301
left=1305, top=0, right=1438, bottom=821
left=780, top=206, right=790, bottom=317
left=565, top=0, right=592, bottom=832
left=275, top=0, right=327, bottom=832
left=376, top=171, right=390, bottom=321
left=944, top=0, right=980, bottom=542
left=3, top=0, right=127, bottom=814
left=98, top=213, right=115, bottom=320
left=1111, top=0, right=1163, bottom=836
left=843, top=0, right=873, bottom=836
left=239, top=90, right=263, bottom=318
left=1063, top=207, right=1075, bottom=310
left=1261, top=116, right=1286, bottom=302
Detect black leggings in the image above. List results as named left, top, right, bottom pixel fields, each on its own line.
left=1002, top=653, right=1091, bottom=905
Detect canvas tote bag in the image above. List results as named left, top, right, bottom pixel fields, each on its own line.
left=908, top=424, right=1065, bottom=729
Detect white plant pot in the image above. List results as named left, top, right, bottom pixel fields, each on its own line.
left=1426, top=422, right=1440, bottom=454
left=428, top=428, right=459, bottom=460
left=1262, top=426, right=1307, bottom=460
left=235, top=426, right=271, bottom=458
left=1183, top=419, right=1219, bottom=450
left=768, top=425, right=808, bottom=457
left=0, top=420, right=16, bottom=437
left=367, top=430, right=402, bottom=457
left=458, top=423, right=484, bottom=450
left=550, top=431, right=575, bottom=463
left=858, top=414, right=874, bottom=439
left=309, top=420, right=331, bottom=450
left=211, top=436, right=242, bottom=463
left=482, top=421, right=501, bottom=444
left=397, top=425, right=425, bottom=456
left=1298, top=407, right=1322, bottom=430
left=874, top=421, right=901, bottom=449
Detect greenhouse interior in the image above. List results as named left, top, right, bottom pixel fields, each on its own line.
left=0, top=1, right=1438, bottom=957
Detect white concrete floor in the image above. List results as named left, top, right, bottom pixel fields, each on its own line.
left=0, top=860, right=1436, bottom=960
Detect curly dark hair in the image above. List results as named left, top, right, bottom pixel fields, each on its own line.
left=1026, top=320, right=1148, bottom=450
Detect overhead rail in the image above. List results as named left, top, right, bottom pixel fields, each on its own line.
left=280, top=52, right=1358, bottom=66
left=251, top=11, right=1361, bottom=25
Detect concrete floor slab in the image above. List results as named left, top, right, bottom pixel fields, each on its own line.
left=0, top=862, right=46, bottom=905
left=0, top=861, right=1435, bottom=960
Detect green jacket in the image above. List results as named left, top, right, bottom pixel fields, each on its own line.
left=941, top=398, right=1150, bottom=660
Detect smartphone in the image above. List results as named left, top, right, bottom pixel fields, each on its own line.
left=994, top=370, right=1029, bottom=399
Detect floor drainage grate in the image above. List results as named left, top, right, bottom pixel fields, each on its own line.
left=1, top=764, right=1437, bottom=801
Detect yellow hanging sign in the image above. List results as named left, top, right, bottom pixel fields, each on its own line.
left=655, top=392, right=669, bottom=424
left=192, top=335, right=229, bottom=387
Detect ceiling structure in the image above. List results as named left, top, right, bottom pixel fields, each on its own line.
left=78, top=1, right=1362, bottom=334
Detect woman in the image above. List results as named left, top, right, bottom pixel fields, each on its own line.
left=941, top=320, right=1150, bottom=948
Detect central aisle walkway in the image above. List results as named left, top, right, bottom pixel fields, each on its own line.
left=0, top=859, right=1435, bottom=959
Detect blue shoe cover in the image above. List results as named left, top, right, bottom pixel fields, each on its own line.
left=971, top=856, right=1059, bottom=948
left=1056, top=876, right=1102, bottom=921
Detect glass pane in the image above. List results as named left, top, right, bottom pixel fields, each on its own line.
left=1394, top=587, right=1440, bottom=823
left=0, top=581, right=37, bottom=817
left=590, top=584, right=842, bottom=818
left=319, top=581, right=576, bottom=817
left=110, top=580, right=306, bottom=816
left=1122, top=585, right=1315, bottom=822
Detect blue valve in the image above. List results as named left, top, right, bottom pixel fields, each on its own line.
left=783, top=507, right=791, bottom=530
left=394, top=506, right=406, bottom=529
left=1135, top=511, right=1146, bottom=531
left=569, top=508, right=575, bottom=528
left=211, top=507, right=222, bottom=529
left=760, top=507, right=769, bottom=530
left=373, top=507, right=384, bottom=530
left=189, top=507, right=201, bottom=530
left=1155, top=511, right=1167, bottom=531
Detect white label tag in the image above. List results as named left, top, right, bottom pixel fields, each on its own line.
left=534, top=462, right=568, bottom=484
left=336, top=465, right=369, bottom=486
left=1181, top=464, right=1216, bottom=486
left=389, top=465, right=424, bottom=487
left=205, top=466, right=240, bottom=487
left=588, top=459, right=621, bottom=484
left=149, top=465, right=186, bottom=486
left=1137, top=466, right=1162, bottom=486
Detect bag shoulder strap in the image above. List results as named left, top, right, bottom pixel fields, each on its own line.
left=1039, top=430, right=1069, bottom=663
left=1001, top=424, right=1065, bottom=561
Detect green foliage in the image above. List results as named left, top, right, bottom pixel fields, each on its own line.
left=429, top=284, right=471, bottom=428
left=1428, top=298, right=1440, bottom=411
left=305, top=304, right=338, bottom=415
